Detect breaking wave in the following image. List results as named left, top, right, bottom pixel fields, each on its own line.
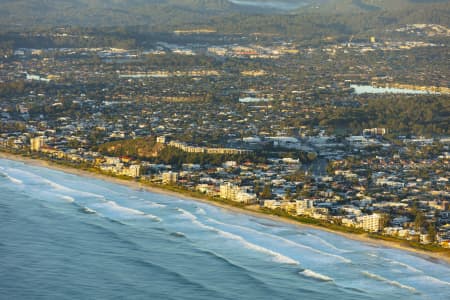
left=196, top=207, right=206, bottom=215
left=170, top=232, right=186, bottom=238
left=176, top=208, right=299, bottom=265
left=305, top=233, right=347, bottom=252
left=299, top=269, right=333, bottom=282
left=361, top=271, right=418, bottom=293
left=422, top=275, right=450, bottom=286
left=145, top=201, right=166, bottom=208
left=367, top=253, right=422, bottom=273
left=93, top=200, right=161, bottom=222
left=43, top=178, right=104, bottom=199
left=207, top=218, right=351, bottom=263
left=80, top=206, right=97, bottom=214
left=3, top=167, right=104, bottom=199
left=59, top=195, right=75, bottom=203
left=388, top=259, right=422, bottom=273
left=0, top=171, right=23, bottom=184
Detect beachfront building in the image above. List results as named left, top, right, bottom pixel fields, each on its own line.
left=30, top=136, right=45, bottom=151
left=122, top=164, right=141, bottom=178
left=357, top=214, right=383, bottom=232
left=235, top=190, right=257, bottom=204
left=280, top=201, right=297, bottom=214
left=162, top=171, right=178, bottom=184
left=264, top=200, right=281, bottom=209
left=220, top=182, right=237, bottom=200
left=296, top=199, right=315, bottom=216
left=220, top=182, right=257, bottom=204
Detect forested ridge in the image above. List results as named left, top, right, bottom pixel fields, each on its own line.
left=97, top=137, right=267, bottom=167
left=0, top=0, right=448, bottom=31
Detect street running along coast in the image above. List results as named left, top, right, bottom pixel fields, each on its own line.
left=1, top=151, right=449, bottom=265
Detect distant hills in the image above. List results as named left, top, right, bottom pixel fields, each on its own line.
left=0, top=0, right=239, bottom=28
left=228, top=0, right=310, bottom=10
left=0, top=0, right=448, bottom=30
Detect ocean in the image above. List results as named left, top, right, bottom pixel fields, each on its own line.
left=1, top=158, right=449, bottom=299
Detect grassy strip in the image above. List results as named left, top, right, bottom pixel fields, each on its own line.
left=367, top=233, right=450, bottom=254
left=259, top=207, right=366, bottom=234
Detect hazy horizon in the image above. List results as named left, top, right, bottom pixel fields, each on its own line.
left=228, top=0, right=309, bottom=10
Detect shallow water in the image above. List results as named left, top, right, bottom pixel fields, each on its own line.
left=1, top=158, right=449, bottom=299
left=350, top=84, right=443, bottom=95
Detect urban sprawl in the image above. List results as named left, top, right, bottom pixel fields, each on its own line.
left=1, top=24, right=449, bottom=249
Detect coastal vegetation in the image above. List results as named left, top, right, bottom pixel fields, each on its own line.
left=96, top=137, right=317, bottom=167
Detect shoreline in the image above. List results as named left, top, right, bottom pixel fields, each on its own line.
left=1, top=152, right=449, bottom=265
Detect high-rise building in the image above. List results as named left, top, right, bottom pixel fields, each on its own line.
left=220, top=183, right=256, bottom=204
left=162, top=171, right=178, bottom=184
left=296, top=199, right=314, bottom=215
left=220, top=182, right=236, bottom=200
left=357, top=214, right=383, bottom=232
left=30, top=136, right=45, bottom=151
left=122, top=165, right=141, bottom=178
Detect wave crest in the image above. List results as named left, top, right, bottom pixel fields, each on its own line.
left=0, top=171, right=23, bottom=184
left=92, top=201, right=162, bottom=222
left=177, top=208, right=299, bottom=265
left=361, top=271, right=418, bottom=293
left=299, top=269, right=333, bottom=282
left=207, top=217, right=351, bottom=263
left=145, top=201, right=166, bottom=208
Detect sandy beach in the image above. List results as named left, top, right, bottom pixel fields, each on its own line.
left=1, top=152, right=449, bottom=264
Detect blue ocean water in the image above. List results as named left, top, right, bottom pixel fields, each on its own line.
left=1, top=159, right=449, bottom=300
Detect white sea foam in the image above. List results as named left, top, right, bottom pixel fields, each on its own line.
left=207, top=218, right=351, bottom=263
left=177, top=208, right=198, bottom=221
left=170, top=232, right=186, bottom=238
left=176, top=208, right=211, bottom=230
left=81, top=206, right=97, bottom=214
left=145, top=214, right=162, bottom=222
left=422, top=275, right=450, bottom=286
left=306, top=233, right=346, bottom=252
left=93, top=200, right=161, bottom=221
left=59, top=195, right=75, bottom=203
left=274, top=237, right=351, bottom=263
left=300, top=269, right=333, bottom=282
left=196, top=207, right=206, bottom=215
left=43, top=178, right=104, bottom=199
left=4, top=167, right=104, bottom=199
left=388, top=259, right=422, bottom=273
left=361, top=271, right=418, bottom=293
left=145, top=201, right=166, bottom=208
left=368, top=253, right=422, bottom=273
left=216, top=229, right=300, bottom=265
left=177, top=208, right=299, bottom=265
left=103, top=201, right=146, bottom=215
left=5, top=174, right=23, bottom=185
left=0, top=171, right=24, bottom=184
